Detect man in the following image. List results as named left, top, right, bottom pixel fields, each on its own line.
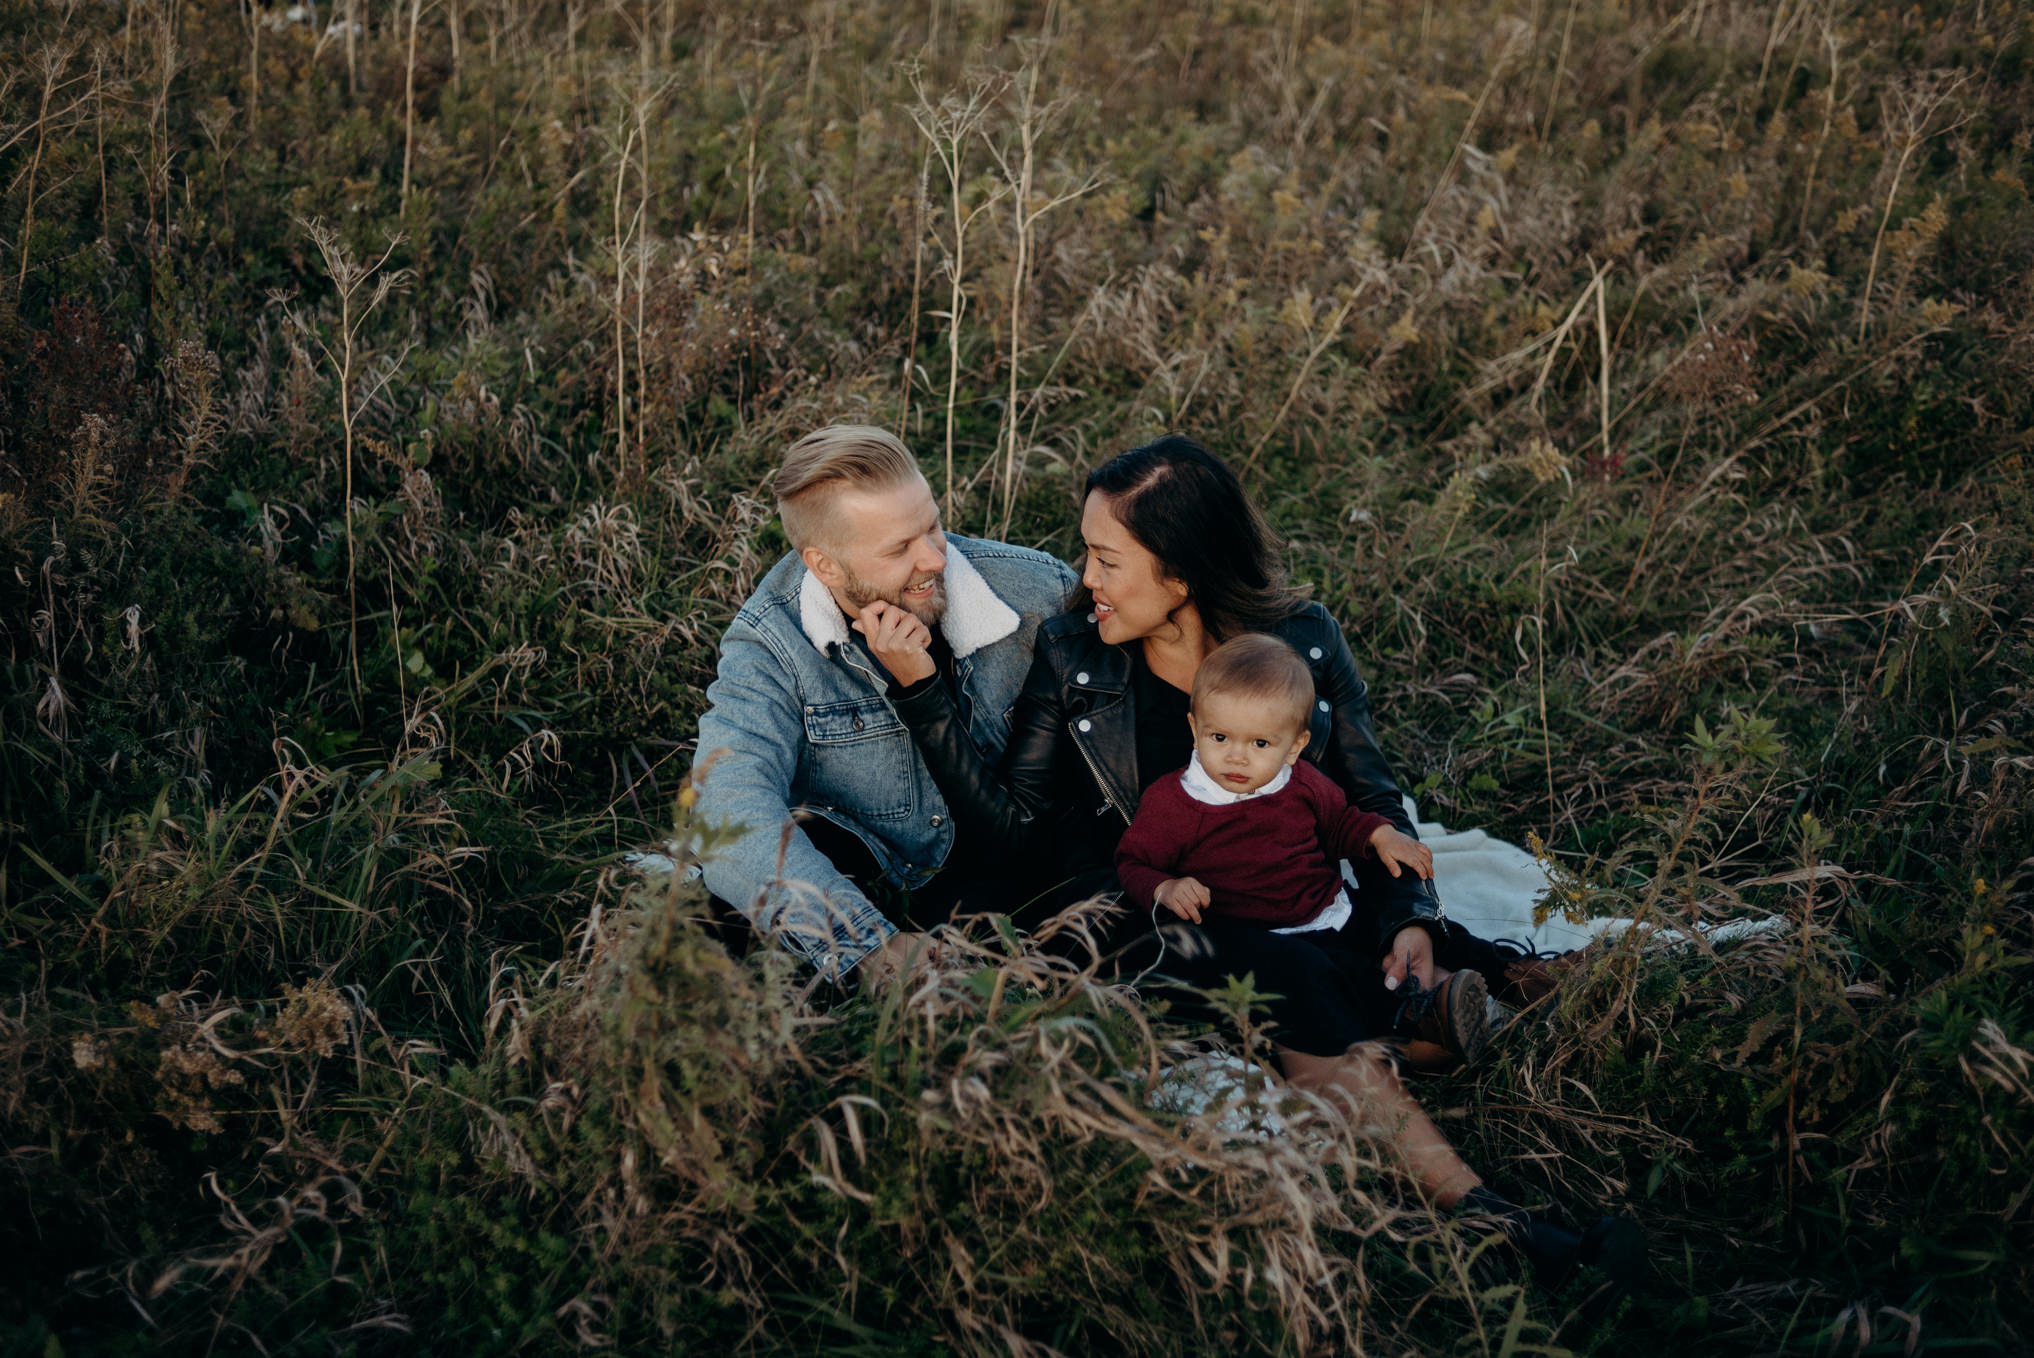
left=690, top=425, right=1076, bottom=983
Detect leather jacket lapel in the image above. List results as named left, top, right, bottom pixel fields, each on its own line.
left=1062, top=633, right=1138, bottom=822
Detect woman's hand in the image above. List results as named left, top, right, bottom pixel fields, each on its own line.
left=1369, top=824, right=1434, bottom=879
left=853, top=601, right=936, bottom=685
left=1154, top=876, right=1211, bottom=923
left=1381, top=924, right=1440, bottom=992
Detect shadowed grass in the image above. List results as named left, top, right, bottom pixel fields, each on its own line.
left=2, top=0, right=2031, bottom=1351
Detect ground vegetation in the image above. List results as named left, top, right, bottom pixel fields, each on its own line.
left=1, top=0, right=2030, bottom=1352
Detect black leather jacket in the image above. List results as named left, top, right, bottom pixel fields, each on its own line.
left=894, top=601, right=1449, bottom=955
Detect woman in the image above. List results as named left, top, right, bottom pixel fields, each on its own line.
left=873, top=434, right=1639, bottom=1289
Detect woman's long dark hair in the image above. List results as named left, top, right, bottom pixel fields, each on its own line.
left=1069, top=433, right=1305, bottom=642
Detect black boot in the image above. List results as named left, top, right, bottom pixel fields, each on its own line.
left=1457, top=1186, right=1584, bottom=1284
left=1456, top=1186, right=1648, bottom=1316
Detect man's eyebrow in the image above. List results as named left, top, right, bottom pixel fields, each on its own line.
left=890, top=513, right=940, bottom=545
left=881, top=518, right=936, bottom=551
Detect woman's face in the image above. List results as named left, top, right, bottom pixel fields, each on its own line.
left=1080, top=491, right=1190, bottom=646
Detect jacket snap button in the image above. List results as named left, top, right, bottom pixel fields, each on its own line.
left=804, top=705, right=815, bottom=714
left=1317, top=699, right=1331, bottom=712
left=1309, top=647, right=1324, bottom=660
left=852, top=715, right=864, bottom=730
left=1075, top=671, right=1090, bottom=684
left=1078, top=718, right=1093, bottom=732
left=930, top=814, right=944, bottom=827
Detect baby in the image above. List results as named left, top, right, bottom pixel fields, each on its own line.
left=1114, top=632, right=1490, bottom=1061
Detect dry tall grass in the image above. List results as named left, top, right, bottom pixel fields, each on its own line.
left=2, top=0, right=2030, bottom=1352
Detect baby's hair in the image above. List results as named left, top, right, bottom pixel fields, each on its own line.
left=1191, top=633, right=1314, bottom=730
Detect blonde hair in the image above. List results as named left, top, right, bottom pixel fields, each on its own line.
left=1191, top=633, right=1315, bottom=730
left=773, top=425, right=922, bottom=551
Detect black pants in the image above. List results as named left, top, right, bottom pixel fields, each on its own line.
left=1026, top=868, right=1525, bottom=1058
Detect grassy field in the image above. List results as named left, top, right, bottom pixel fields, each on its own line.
left=2, top=0, right=2030, bottom=1352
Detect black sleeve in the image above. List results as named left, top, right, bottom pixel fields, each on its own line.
left=893, top=640, right=1069, bottom=863
left=1307, top=615, right=1449, bottom=953
left=889, top=671, right=940, bottom=701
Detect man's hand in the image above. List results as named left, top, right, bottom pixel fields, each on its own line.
left=853, top=601, right=936, bottom=686
left=1369, top=824, right=1435, bottom=880
left=1381, top=924, right=1440, bottom=992
left=1153, top=876, right=1211, bottom=924
left=856, top=930, right=940, bottom=991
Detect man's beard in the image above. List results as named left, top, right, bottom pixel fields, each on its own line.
left=840, top=565, right=948, bottom=626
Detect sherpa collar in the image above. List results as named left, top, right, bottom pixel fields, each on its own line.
left=796, top=543, right=1021, bottom=659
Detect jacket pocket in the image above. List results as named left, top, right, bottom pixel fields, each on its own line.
left=803, top=696, right=905, bottom=743
left=801, top=697, right=916, bottom=823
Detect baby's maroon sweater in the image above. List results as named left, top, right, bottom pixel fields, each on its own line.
left=1114, top=760, right=1391, bottom=927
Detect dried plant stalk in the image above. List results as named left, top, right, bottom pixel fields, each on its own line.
left=983, top=46, right=1098, bottom=538
left=908, top=71, right=1004, bottom=520
left=400, top=0, right=425, bottom=206
left=1858, top=70, right=1970, bottom=342
left=295, top=219, right=413, bottom=699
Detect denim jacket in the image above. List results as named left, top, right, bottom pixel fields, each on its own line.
left=691, top=534, right=1076, bottom=979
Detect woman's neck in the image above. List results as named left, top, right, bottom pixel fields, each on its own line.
left=1140, top=606, right=1210, bottom=691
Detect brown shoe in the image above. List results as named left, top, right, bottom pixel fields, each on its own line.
left=1496, top=946, right=1592, bottom=1007
left=1391, top=969, right=1493, bottom=1065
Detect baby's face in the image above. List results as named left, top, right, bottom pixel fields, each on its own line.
left=1188, top=690, right=1309, bottom=795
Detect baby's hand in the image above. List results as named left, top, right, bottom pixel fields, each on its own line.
left=1369, top=825, right=1434, bottom=880
left=1153, top=876, right=1211, bottom=924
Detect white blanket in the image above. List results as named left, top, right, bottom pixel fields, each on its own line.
left=1396, top=795, right=1784, bottom=954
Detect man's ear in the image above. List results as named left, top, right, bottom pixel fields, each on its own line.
left=801, top=544, right=842, bottom=588
left=1285, top=729, right=1309, bottom=765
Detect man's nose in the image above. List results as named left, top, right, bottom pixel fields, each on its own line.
left=914, top=534, right=946, bottom=574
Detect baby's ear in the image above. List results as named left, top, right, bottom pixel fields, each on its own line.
left=1286, top=729, right=1309, bottom=764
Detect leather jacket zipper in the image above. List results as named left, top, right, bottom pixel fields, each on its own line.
left=1071, top=723, right=1130, bottom=825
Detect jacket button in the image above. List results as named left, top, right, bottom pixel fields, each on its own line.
left=804, top=705, right=815, bottom=714
left=1078, top=718, right=1093, bottom=732
left=1309, top=647, right=1324, bottom=660
left=1318, top=699, right=1331, bottom=712
left=930, top=814, right=944, bottom=827
left=1075, top=671, right=1090, bottom=684
left=852, top=715, right=864, bottom=730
